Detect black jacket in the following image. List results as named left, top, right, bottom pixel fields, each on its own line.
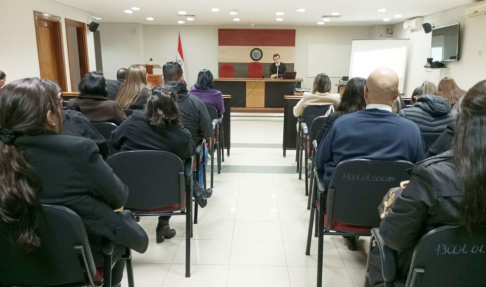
left=67, top=94, right=126, bottom=125
left=15, top=134, right=148, bottom=263
left=130, top=88, right=150, bottom=110
left=106, top=79, right=124, bottom=100
left=165, top=81, right=212, bottom=143
left=427, top=122, right=454, bottom=158
left=61, top=109, right=109, bottom=158
left=379, top=151, right=462, bottom=251
left=269, top=62, right=287, bottom=78
left=398, top=95, right=453, bottom=133
left=109, top=110, right=194, bottom=159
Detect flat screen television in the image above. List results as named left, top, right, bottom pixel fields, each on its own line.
left=431, top=23, right=460, bottom=62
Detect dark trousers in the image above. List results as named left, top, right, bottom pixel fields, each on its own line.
left=368, top=245, right=413, bottom=287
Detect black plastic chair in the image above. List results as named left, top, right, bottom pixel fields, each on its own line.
left=422, top=132, right=441, bottom=152
left=307, top=159, right=414, bottom=287
left=0, top=204, right=134, bottom=287
left=107, top=151, right=193, bottom=278
left=297, top=105, right=334, bottom=179
left=205, top=104, right=222, bottom=188
left=304, top=115, right=331, bottom=202
left=93, top=122, right=118, bottom=139
left=366, top=225, right=486, bottom=287
left=193, top=139, right=207, bottom=225
left=124, top=109, right=134, bottom=117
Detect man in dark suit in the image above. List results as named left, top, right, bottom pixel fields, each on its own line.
left=269, top=54, right=287, bottom=78
left=106, top=68, right=127, bottom=100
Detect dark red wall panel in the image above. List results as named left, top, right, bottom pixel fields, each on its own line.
left=219, top=29, right=296, bottom=46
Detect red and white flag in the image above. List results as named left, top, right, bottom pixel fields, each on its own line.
left=176, top=33, right=187, bottom=82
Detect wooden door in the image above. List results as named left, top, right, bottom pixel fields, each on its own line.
left=34, top=12, right=67, bottom=91
left=65, top=19, right=90, bottom=92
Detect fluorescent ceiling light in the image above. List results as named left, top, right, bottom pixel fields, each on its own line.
left=378, top=8, right=387, bottom=12
left=317, top=22, right=324, bottom=25
left=131, top=7, right=140, bottom=11
left=233, top=18, right=240, bottom=22
left=211, top=8, right=220, bottom=12
left=178, top=11, right=187, bottom=15
left=394, top=14, right=403, bottom=18
left=124, top=10, right=133, bottom=14
left=323, top=18, right=331, bottom=22
left=178, top=20, right=185, bottom=24
left=383, top=18, right=391, bottom=22
left=230, top=11, right=238, bottom=15
left=331, top=12, right=340, bottom=16
left=146, top=17, right=154, bottom=21
left=276, top=12, right=284, bottom=16
left=187, top=17, right=194, bottom=21
left=296, top=8, right=305, bottom=12
left=276, top=18, right=283, bottom=21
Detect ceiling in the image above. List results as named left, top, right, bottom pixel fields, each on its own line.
left=54, top=0, right=474, bottom=26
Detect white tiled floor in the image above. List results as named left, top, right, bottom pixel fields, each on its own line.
left=122, top=116, right=369, bottom=287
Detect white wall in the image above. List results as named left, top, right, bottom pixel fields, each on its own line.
left=101, top=24, right=374, bottom=92
left=0, top=0, right=96, bottom=91
left=393, top=5, right=486, bottom=97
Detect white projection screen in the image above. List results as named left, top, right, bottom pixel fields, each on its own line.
left=349, top=40, right=409, bottom=92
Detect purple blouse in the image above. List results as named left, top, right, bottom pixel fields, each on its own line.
left=189, top=85, right=225, bottom=116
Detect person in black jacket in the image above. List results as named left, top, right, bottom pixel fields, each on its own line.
left=315, top=77, right=366, bottom=144
left=109, top=86, right=209, bottom=243
left=0, top=78, right=148, bottom=286
left=269, top=54, right=287, bottom=78
left=426, top=122, right=454, bottom=157
left=367, top=79, right=486, bottom=286
left=398, top=94, right=453, bottom=133
left=106, top=68, right=127, bottom=100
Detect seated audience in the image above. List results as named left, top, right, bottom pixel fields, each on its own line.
left=316, top=68, right=424, bottom=250
left=422, top=80, right=438, bottom=95
left=438, top=77, right=466, bottom=106
left=163, top=61, right=213, bottom=188
left=67, top=71, right=126, bottom=125
left=315, top=77, right=366, bottom=144
left=116, top=64, right=151, bottom=110
left=426, top=122, right=454, bottom=157
left=293, top=73, right=340, bottom=117
left=368, top=79, right=486, bottom=286
left=410, top=86, right=423, bottom=104
left=398, top=92, right=453, bottom=133
left=0, top=70, right=5, bottom=89
left=109, top=86, right=200, bottom=243
left=189, top=69, right=225, bottom=116
left=0, top=78, right=148, bottom=286
left=106, top=68, right=127, bottom=100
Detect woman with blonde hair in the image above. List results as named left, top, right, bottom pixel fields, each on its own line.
left=422, top=80, right=438, bottom=96
left=438, top=77, right=466, bottom=105
left=116, top=64, right=151, bottom=110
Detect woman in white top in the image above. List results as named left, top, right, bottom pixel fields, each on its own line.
left=293, top=73, right=341, bottom=117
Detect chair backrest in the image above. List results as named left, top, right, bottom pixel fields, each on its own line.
left=327, top=159, right=414, bottom=227
left=405, top=225, right=486, bottom=287
left=124, top=109, right=134, bottom=117
left=205, top=104, right=218, bottom=121
left=302, top=105, right=334, bottom=129
left=248, top=62, right=263, bottom=78
left=309, top=115, right=330, bottom=144
left=422, top=132, right=441, bottom=151
left=107, top=151, right=185, bottom=211
left=0, top=204, right=96, bottom=286
left=220, top=63, right=235, bottom=78
left=92, top=122, right=118, bottom=139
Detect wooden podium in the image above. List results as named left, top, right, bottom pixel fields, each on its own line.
left=142, top=64, right=162, bottom=87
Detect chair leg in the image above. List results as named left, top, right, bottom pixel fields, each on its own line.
left=210, top=139, right=214, bottom=188
left=304, top=139, right=309, bottom=196
left=221, top=123, right=225, bottom=162
left=314, top=207, right=318, bottom=238
left=295, top=128, right=300, bottom=166
left=217, top=132, right=221, bottom=174
left=125, top=249, right=135, bottom=287
left=307, top=167, right=314, bottom=210
left=317, top=209, right=324, bottom=287
left=186, top=182, right=192, bottom=278
left=305, top=203, right=315, bottom=255
left=299, top=135, right=304, bottom=180
left=194, top=203, right=198, bottom=224
left=103, top=254, right=112, bottom=287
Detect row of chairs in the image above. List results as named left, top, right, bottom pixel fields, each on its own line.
left=295, top=105, right=485, bottom=287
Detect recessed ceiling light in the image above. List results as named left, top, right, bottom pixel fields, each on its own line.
left=276, top=12, right=284, bottom=16
left=296, top=8, right=306, bottom=12
left=378, top=8, right=387, bottom=12
left=146, top=17, right=154, bottom=21
left=317, top=22, right=325, bottom=25
left=187, top=17, right=194, bottom=21
left=131, top=7, right=140, bottom=11
left=383, top=18, right=391, bottom=22
left=230, top=11, right=238, bottom=15
left=394, top=14, right=403, bottom=18
left=276, top=18, right=284, bottom=21
left=124, top=10, right=133, bottom=14
left=211, top=8, right=220, bottom=12
left=322, top=18, right=331, bottom=22
left=233, top=18, right=240, bottom=22
left=331, top=12, right=340, bottom=16
left=178, top=11, right=187, bottom=15
left=178, top=20, right=185, bottom=24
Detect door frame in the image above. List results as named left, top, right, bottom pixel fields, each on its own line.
left=33, top=11, right=68, bottom=91
left=65, top=18, right=90, bottom=91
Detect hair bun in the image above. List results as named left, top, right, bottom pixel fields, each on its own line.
left=0, top=127, right=17, bottom=144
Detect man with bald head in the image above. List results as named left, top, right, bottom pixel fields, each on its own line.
left=315, top=68, right=424, bottom=250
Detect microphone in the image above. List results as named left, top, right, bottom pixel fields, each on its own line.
left=276, top=64, right=279, bottom=78
left=146, top=58, right=153, bottom=64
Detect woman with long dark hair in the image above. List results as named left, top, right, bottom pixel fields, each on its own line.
left=314, top=77, right=366, bottom=144
left=367, top=79, right=486, bottom=286
left=0, top=78, right=148, bottom=286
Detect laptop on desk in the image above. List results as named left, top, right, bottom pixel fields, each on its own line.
left=282, top=72, right=297, bottom=79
